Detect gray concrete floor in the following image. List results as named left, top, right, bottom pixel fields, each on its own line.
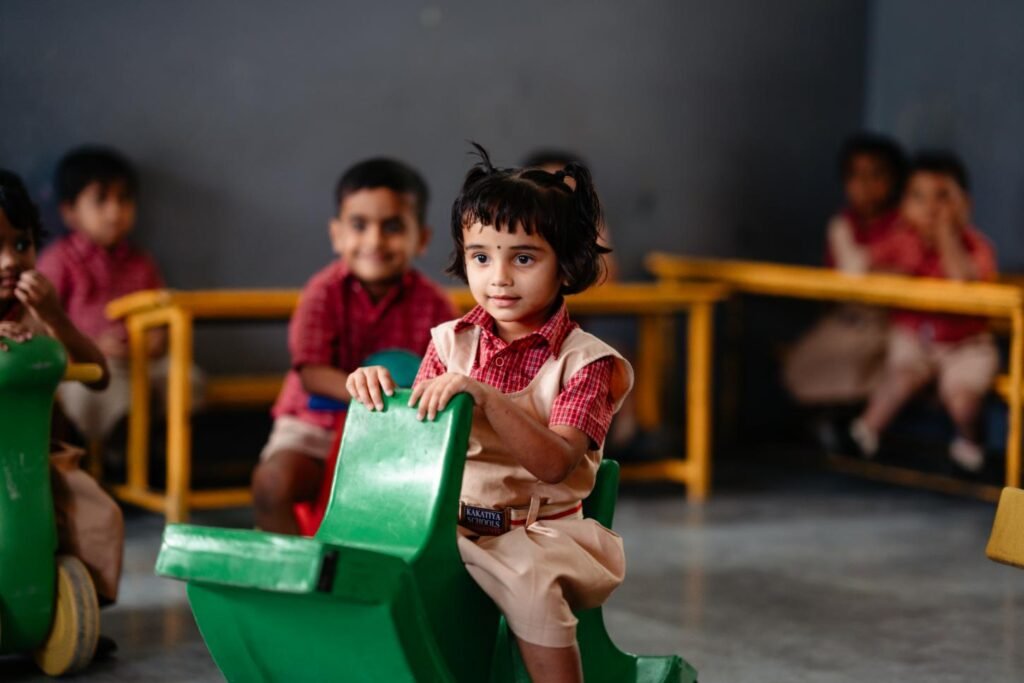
left=2, top=465, right=1021, bottom=682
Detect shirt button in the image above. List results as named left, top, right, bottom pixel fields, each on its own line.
left=494, top=357, right=505, bottom=367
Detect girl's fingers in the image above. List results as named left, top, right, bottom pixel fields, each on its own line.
left=366, top=374, right=384, bottom=411
left=418, top=384, right=439, bottom=420
left=376, top=367, right=395, bottom=396
left=408, top=381, right=425, bottom=407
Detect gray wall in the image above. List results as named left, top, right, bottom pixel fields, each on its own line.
left=1, top=1, right=868, bottom=370
left=865, top=0, right=1024, bottom=269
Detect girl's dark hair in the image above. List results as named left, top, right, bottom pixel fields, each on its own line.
left=0, top=169, right=43, bottom=247
left=448, top=143, right=609, bottom=294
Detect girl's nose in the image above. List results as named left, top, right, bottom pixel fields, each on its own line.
left=491, top=260, right=513, bottom=286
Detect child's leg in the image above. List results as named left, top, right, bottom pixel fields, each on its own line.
left=516, top=638, right=583, bottom=683
left=251, top=450, right=323, bottom=534
left=857, top=330, right=933, bottom=436
left=937, top=336, right=999, bottom=451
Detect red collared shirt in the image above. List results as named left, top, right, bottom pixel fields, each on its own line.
left=37, top=232, right=164, bottom=341
left=870, top=222, right=998, bottom=343
left=414, top=302, right=617, bottom=447
left=273, top=261, right=457, bottom=430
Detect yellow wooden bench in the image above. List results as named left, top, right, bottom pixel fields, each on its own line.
left=646, top=252, right=1024, bottom=501
left=106, top=282, right=728, bottom=522
left=987, top=487, right=1024, bottom=569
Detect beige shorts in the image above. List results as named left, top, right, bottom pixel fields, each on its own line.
left=783, top=305, right=889, bottom=404
left=57, top=356, right=205, bottom=442
left=259, top=415, right=335, bottom=462
left=887, top=328, right=999, bottom=397
left=457, top=517, right=625, bottom=648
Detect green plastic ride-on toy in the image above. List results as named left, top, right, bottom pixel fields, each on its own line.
left=0, top=336, right=101, bottom=676
left=157, top=389, right=697, bottom=681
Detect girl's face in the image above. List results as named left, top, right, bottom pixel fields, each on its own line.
left=0, top=209, right=36, bottom=304
left=844, top=153, right=894, bottom=218
left=463, top=221, right=562, bottom=341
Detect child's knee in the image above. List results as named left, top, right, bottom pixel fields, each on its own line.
left=251, top=452, right=321, bottom=509
left=251, top=458, right=295, bottom=510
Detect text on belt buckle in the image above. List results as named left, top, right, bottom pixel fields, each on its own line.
left=459, top=503, right=510, bottom=535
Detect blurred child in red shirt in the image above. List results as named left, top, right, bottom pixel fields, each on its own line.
left=850, top=151, right=998, bottom=471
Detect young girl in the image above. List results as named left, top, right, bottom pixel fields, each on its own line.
left=1, top=169, right=123, bottom=610
left=347, top=146, right=633, bottom=682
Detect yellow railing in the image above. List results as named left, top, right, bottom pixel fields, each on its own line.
left=647, top=252, right=1024, bottom=500
left=107, top=282, right=728, bottom=522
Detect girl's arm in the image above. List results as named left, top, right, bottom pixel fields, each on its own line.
left=407, top=373, right=588, bottom=484
left=827, top=215, right=870, bottom=274
left=16, top=270, right=109, bottom=389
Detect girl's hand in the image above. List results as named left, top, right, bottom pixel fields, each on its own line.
left=15, top=270, right=62, bottom=326
left=0, top=321, right=33, bottom=352
left=345, top=365, right=396, bottom=411
left=408, top=372, right=490, bottom=421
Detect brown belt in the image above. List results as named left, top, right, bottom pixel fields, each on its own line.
left=459, top=498, right=583, bottom=536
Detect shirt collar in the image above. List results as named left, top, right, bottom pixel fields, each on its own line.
left=336, top=259, right=418, bottom=309
left=456, top=299, right=574, bottom=357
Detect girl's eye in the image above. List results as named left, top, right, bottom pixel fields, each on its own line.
left=15, top=239, right=32, bottom=253
left=350, top=219, right=366, bottom=232
left=383, top=220, right=406, bottom=235
left=471, top=253, right=488, bottom=265
left=514, top=254, right=534, bottom=265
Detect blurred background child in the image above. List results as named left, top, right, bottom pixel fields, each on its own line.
left=850, top=151, right=998, bottom=471
left=250, top=158, right=456, bottom=534
left=783, top=133, right=907, bottom=447
left=39, top=146, right=201, bottom=452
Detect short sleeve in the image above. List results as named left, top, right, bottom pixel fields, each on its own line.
left=36, top=245, right=71, bottom=306
left=289, top=277, right=340, bottom=370
left=413, top=340, right=447, bottom=387
left=549, top=357, right=616, bottom=448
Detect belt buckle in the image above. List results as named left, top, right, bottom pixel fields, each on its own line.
left=459, top=502, right=509, bottom=536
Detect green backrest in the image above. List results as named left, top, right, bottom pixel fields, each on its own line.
left=362, top=349, right=422, bottom=389
left=0, top=336, right=66, bottom=652
left=583, top=460, right=620, bottom=529
left=315, top=390, right=474, bottom=562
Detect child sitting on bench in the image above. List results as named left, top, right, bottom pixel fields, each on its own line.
left=348, top=145, right=633, bottom=683
left=850, top=151, right=999, bottom=471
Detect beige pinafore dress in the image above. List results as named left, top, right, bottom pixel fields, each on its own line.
left=431, top=320, right=634, bottom=648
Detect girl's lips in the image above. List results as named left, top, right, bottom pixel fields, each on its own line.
left=489, top=296, right=520, bottom=308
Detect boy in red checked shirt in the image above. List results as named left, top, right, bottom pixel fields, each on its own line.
left=850, top=151, right=999, bottom=472
left=250, top=159, right=456, bottom=534
left=38, top=147, right=195, bottom=447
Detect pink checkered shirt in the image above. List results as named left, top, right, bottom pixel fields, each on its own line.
left=273, top=261, right=457, bottom=430
left=415, top=302, right=616, bottom=447
left=37, top=232, right=164, bottom=341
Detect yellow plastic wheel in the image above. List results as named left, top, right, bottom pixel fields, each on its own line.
left=33, top=555, right=100, bottom=676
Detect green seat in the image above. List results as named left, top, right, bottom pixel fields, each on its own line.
left=157, top=391, right=696, bottom=682
left=158, top=391, right=498, bottom=681
left=0, top=336, right=65, bottom=653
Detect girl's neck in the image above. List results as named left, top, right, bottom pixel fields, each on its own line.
left=491, top=298, right=562, bottom=344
